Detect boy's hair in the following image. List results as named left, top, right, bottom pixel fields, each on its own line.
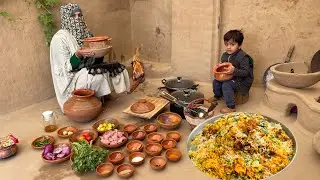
left=224, top=29, right=244, bottom=46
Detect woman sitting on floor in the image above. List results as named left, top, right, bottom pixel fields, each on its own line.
left=50, top=3, right=130, bottom=112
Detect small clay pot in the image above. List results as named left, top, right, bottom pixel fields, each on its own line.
left=145, top=143, right=163, bottom=157
left=126, top=140, right=144, bottom=153
left=157, top=112, right=182, bottom=130
left=132, top=130, right=147, bottom=141
left=144, top=123, right=158, bottom=134
left=116, top=163, right=134, bottom=178
left=212, top=62, right=234, bottom=81
left=161, top=139, right=177, bottom=150
left=57, top=126, right=78, bottom=138
left=63, top=89, right=102, bottom=123
left=128, top=152, right=146, bottom=166
left=165, top=148, right=182, bottom=162
left=31, top=135, right=55, bottom=149
left=150, top=156, right=167, bottom=170
left=146, top=132, right=164, bottom=144
left=123, top=124, right=137, bottom=134
left=96, top=162, right=114, bottom=177
left=92, top=119, right=119, bottom=135
left=166, top=131, right=181, bottom=142
left=108, top=151, right=125, bottom=165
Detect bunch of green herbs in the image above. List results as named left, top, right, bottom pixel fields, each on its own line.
left=71, top=141, right=108, bottom=173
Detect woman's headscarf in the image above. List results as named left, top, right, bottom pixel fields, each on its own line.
left=60, top=3, right=93, bottom=46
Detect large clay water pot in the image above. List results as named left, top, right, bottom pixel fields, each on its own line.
left=63, top=89, right=102, bottom=122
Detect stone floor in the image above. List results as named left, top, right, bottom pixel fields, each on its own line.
left=1, top=78, right=320, bottom=180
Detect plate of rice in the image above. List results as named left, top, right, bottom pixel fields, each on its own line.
left=187, top=112, right=296, bottom=180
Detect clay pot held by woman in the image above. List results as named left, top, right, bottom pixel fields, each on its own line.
left=63, top=89, right=102, bottom=123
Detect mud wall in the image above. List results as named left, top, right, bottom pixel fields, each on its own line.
left=0, top=0, right=54, bottom=115
left=130, top=0, right=172, bottom=62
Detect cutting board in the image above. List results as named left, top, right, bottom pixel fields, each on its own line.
left=123, top=96, right=169, bottom=119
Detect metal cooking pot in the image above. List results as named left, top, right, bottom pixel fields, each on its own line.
left=160, top=77, right=199, bottom=93
left=170, top=89, right=204, bottom=118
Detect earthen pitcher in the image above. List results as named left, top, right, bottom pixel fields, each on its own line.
left=63, top=89, right=102, bottom=122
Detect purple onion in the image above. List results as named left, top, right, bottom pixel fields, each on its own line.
left=43, top=144, right=54, bottom=155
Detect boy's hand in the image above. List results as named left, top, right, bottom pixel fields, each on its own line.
left=226, top=65, right=235, bottom=74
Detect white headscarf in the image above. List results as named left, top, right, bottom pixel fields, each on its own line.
left=60, top=3, right=92, bottom=46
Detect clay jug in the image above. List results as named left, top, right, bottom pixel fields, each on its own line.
left=63, top=89, right=102, bottom=122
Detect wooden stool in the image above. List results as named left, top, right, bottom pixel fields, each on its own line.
left=235, top=92, right=249, bottom=105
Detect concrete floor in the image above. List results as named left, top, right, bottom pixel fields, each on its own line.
left=1, top=79, right=320, bottom=180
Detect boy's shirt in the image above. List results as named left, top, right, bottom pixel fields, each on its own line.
left=220, top=49, right=254, bottom=95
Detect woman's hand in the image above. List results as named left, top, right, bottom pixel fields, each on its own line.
left=75, top=48, right=95, bottom=58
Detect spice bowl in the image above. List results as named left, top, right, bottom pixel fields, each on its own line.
left=146, top=132, right=164, bottom=144
left=132, top=130, right=147, bottom=141
left=57, top=126, right=78, bottom=138
left=157, top=112, right=182, bottom=130
left=116, top=163, right=135, bottom=178
left=96, top=162, right=114, bottom=177
left=166, top=131, right=181, bottom=142
left=123, top=124, right=137, bottom=134
left=126, top=140, right=144, bottom=153
left=161, top=139, right=177, bottom=150
left=108, top=151, right=125, bottom=165
left=149, top=156, right=167, bottom=170
left=128, top=152, right=146, bottom=166
left=143, top=123, right=158, bottom=134
left=31, top=135, right=55, bottom=149
left=145, top=143, right=163, bottom=157
left=165, top=148, right=182, bottom=162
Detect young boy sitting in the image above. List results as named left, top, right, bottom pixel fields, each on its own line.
left=212, top=29, right=254, bottom=113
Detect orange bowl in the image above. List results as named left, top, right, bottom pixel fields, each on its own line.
left=96, top=162, right=114, bottom=177
left=212, top=62, right=234, bottom=81
left=146, top=132, right=164, bottom=144
left=116, top=163, right=135, bottom=178
left=108, top=151, right=125, bottom=165
left=126, top=140, right=144, bottom=153
left=144, top=123, right=158, bottom=134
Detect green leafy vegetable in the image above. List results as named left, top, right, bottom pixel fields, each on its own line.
left=35, top=137, right=49, bottom=147
left=71, top=141, right=108, bottom=173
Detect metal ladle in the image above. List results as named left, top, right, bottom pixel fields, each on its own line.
left=159, top=91, right=207, bottom=118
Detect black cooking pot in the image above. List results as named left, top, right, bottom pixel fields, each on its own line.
left=170, top=89, right=204, bottom=118
left=160, top=77, right=199, bottom=93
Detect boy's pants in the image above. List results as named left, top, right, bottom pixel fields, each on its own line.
left=213, top=79, right=236, bottom=107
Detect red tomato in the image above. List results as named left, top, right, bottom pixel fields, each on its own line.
left=82, top=132, right=90, bottom=137
left=85, top=135, right=92, bottom=141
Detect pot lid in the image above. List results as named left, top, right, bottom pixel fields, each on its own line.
left=311, top=50, right=320, bottom=73
left=162, top=77, right=196, bottom=89
left=171, top=89, right=204, bottom=103
left=130, top=99, right=155, bottom=114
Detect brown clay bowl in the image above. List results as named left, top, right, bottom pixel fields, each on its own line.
left=96, top=162, right=114, bottom=177
left=128, top=152, right=146, bottom=166
left=149, top=156, right=167, bottom=170
left=123, top=124, right=137, bottom=134
left=146, top=132, right=164, bottom=144
left=57, top=126, right=78, bottom=138
left=145, top=143, right=163, bottom=156
left=42, top=143, right=73, bottom=164
left=69, top=129, right=98, bottom=143
left=157, top=112, right=182, bottom=130
left=161, top=139, right=177, bottom=150
left=130, top=99, right=156, bottom=114
left=31, top=135, right=55, bottom=149
left=143, top=123, right=158, bottom=134
left=108, top=151, right=125, bottom=165
left=92, top=119, right=119, bottom=135
left=212, top=62, right=234, bottom=81
left=99, top=131, right=128, bottom=149
left=165, top=148, right=182, bottom=162
left=166, top=131, right=181, bottom=142
left=131, top=130, right=147, bottom=141
left=116, top=163, right=135, bottom=178
left=126, top=140, right=144, bottom=153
